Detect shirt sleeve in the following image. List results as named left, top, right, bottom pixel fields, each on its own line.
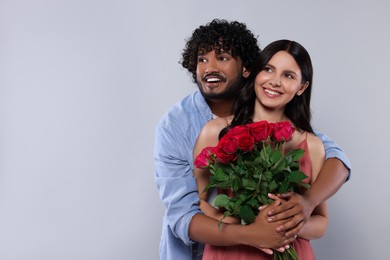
left=314, top=129, right=352, bottom=180
left=154, top=122, right=202, bottom=245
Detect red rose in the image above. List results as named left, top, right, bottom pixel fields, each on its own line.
left=194, top=146, right=213, bottom=168
left=235, top=132, right=255, bottom=151
left=247, top=120, right=272, bottom=142
left=217, top=135, right=237, bottom=154
left=226, top=125, right=255, bottom=152
left=214, top=146, right=236, bottom=164
left=271, top=121, right=295, bottom=142
left=225, top=125, right=248, bottom=139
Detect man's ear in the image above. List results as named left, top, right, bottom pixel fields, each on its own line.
left=297, top=81, right=310, bottom=96
left=242, top=67, right=250, bottom=78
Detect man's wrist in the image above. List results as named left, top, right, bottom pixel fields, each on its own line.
left=303, top=191, right=318, bottom=212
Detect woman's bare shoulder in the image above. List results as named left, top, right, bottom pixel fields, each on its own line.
left=199, top=117, right=229, bottom=141
left=307, top=132, right=325, bottom=154
left=307, top=132, right=325, bottom=181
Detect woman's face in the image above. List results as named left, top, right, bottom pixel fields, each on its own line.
left=254, top=51, right=308, bottom=110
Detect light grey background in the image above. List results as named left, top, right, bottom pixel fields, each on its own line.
left=0, top=0, right=388, bottom=259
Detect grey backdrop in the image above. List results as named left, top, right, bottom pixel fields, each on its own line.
left=0, top=0, right=389, bottom=259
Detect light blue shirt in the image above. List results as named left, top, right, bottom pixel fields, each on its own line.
left=154, top=90, right=351, bottom=260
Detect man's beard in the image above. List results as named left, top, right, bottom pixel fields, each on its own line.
left=197, top=76, right=244, bottom=101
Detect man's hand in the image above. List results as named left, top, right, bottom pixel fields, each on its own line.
left=265, top=192, right=316, bottom=237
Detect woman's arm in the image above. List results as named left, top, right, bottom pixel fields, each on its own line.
left=193, top=118, right=239, bottom=224
left=297, top=133, right=328, bottom=240
left=194, top=167, right=239, bottom=224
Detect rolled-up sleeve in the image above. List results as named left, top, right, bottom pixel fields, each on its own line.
left=314, top=129, right=352, bottom=180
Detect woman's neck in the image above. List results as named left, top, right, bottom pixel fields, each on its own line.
left=252, top=103, right=288, bottom=123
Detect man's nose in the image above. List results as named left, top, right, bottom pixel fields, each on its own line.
left=205, top=59, right=219, bottom=74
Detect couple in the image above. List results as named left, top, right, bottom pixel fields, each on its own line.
left=154, top=19, right=351, bottom=260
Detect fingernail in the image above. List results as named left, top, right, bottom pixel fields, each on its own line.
left=267, top=217, right=273, bottom=222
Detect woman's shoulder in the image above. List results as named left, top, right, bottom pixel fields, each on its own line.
left=306, top=132, right=324, bottom=149
left=205, top=117, right=230, bottom=128
left=291, top=131, right=324, bottom=153
left=197, top=117, right=230, bottom=147
left=201, top=117, right=230, bottom=136
left=306, top=132, right=325, bottom=162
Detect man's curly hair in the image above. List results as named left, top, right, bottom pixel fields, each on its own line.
left=181, top=19, right=261, bottom=82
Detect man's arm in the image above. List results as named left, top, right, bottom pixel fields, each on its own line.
left=189, top=202, right=297, bottom=252
left=265, top=131, right=351, bottom=236
left=154, top=122, right=202, bottom=246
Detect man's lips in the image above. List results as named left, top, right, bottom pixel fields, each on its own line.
left=202, top=73, right=225, bottom=84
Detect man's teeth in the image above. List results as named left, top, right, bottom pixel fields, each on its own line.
left=206, top=78, right=221, bottom=83
left=265, top=89, right=280, bottom=95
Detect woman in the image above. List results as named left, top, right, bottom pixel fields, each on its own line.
left=193, top=40, right=328, bottom=259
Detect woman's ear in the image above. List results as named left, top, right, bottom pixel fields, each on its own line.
left=242, top=67, right=250, bottom=78
left=297, top=81, right=309, bottom=96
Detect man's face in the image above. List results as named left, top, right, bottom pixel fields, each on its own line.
left=196, top=50, right=248, bottom=100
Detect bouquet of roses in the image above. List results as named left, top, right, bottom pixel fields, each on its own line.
left=194, top=120, right=310, bottom=260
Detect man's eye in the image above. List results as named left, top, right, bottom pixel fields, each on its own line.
left=198, top=58, right=206, bottom=63
left=218, top=56, right=228, bottom=61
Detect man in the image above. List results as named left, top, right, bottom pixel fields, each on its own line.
left=154, top=19, right=351, bottom=260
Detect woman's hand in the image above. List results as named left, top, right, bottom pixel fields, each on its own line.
left=265, top=192, right=311, bottom=237
left=240, top=199, right=297, bottom=253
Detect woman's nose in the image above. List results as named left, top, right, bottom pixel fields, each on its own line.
left=269, top=75, right=281, bottom=87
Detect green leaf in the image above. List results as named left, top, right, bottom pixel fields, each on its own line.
left=299, top=182, right=311, bottom=190
left=288, top=148, right=305, bottom=161
left=225, top=200, right=236, bottom=212
left=232, top=178, right=242, bottom=192
left=214, top=167, right=229, bottom=181
left=288, top=170, right=309, bottom=183
left=243, top=178, right=256, bottom=190
left=264, top=170, right=272, bottom=179
left=239, top=205, right=256, bottom=224
left=278, top=181, right=289, bottom=194
left=268, top=180, right=278, bottom=192
left=214, top=181, right=235, bottom=190
left=269, top=149, right=282, bottom=164
left=212, top=194, right=230, bottom=207
left=271, top=158, right=286, bottom=173
left=247, top=198, right=258, bottom=208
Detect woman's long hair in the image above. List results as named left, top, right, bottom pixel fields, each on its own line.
left=220, top=40, right=314, bottom=139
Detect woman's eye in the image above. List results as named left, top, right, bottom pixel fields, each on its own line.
left=198, top=58, right=206, bottom=63
left=219, top=56, right=228, bottom=61
left=285, top=73, right=294, bottom=79
left=264, top=67, right=272, bottom=72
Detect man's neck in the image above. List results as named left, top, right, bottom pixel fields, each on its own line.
left=207, top=99, right=234, bottom=118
